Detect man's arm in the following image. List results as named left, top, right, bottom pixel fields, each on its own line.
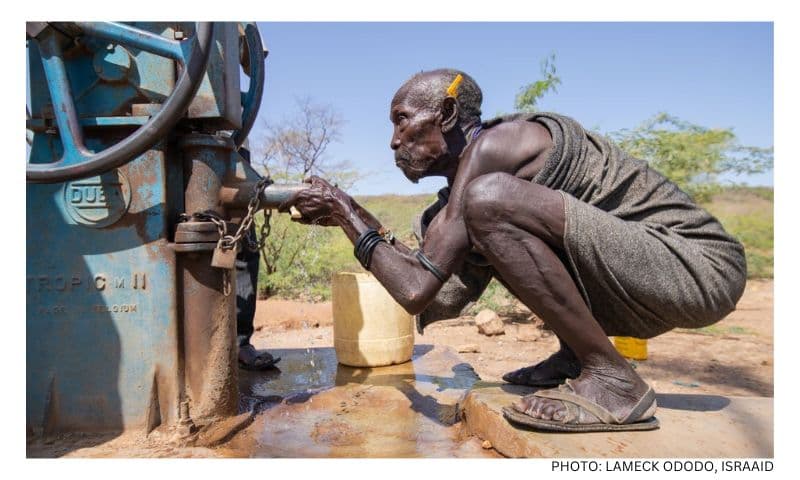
left=348, top=196, right=413, bottom=255
left=329, top=194, right=466, bottom=315
left=329, top=140, right=502, bottom=314
left=284, top=120, right=553, bottom=314
left=283, top=170, right=481, bottom=315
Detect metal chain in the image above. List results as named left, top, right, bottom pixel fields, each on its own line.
left=248, top=207, right=272, bottom=252
left=178, top=211, right=230, bottom=240
left=178, top=175, right=274, bottom=252
left=224, top=176, right=274, bottom=250
left=222, top=270, right=232, bottom=296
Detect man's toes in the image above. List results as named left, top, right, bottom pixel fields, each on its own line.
left=257, top=352, right=275, bottom=363
left=512, top=398, right=531, bottom=414
left=552, top=408, right=565, bottom=422
left=532, top=399, right=549, bottom=418
left=506, top=366, right=529, bottom=379
left=514, top=396, right=566, bottom=420
left=513, top=395, right=538, bottom=415
left=505, top=365, right=549, bottom=386
left=541, top=404, right=558, bottom=421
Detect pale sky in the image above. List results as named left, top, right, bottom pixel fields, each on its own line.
left=253, top=22, right=773, bottom=195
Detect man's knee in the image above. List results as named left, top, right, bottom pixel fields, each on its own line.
left=463, top=173, right=513, bottom=242
left=463, top=173, right=562, bottom=247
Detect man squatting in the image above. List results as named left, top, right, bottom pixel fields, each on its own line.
left=280, top=69, right=746, bottom=432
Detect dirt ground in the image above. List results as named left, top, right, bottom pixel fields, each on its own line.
left=252, top=279, right=774, bottom=398
left=27, top=280, right=772, bottom=458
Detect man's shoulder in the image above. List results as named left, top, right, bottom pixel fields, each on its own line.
left=471, top=118, right=553, bottom=165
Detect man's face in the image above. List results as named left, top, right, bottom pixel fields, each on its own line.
left=389, top=93, right=448, bottom=183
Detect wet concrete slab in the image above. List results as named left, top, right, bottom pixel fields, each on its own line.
left=461, top=383, right=773, bottom=458
left=229, top=345, right=499, bottom=457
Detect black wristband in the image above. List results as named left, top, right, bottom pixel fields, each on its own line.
left=415, top=250, right=446, bottom=283
left=354, top=229, right=385, bottom=270
left=355, top=229, right=378, bottom=265
left=360, top=235, right=384, bottom=269
left=354, top=230, right=373, bottom=267
left=354, top=229, right=378, bottom=255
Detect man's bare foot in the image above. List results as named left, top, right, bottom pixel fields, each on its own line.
left=511, top=360, right=653, bottom=426
left=502, top=346, right=581, bottom=387
left=238, top=344, right=280, bottom=371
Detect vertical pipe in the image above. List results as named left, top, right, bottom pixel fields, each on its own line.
left=178, top=134, right=238, bottom=424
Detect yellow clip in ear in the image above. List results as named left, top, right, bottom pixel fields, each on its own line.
left=446, top=74, right=463, bottom=98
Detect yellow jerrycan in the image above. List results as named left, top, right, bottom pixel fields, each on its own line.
left=332, top=272, right=415, bottom=367
left=613, top=336, right=648, bottom=361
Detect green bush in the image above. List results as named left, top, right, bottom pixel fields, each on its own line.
left=611, top=114, right=772, bottom=203
left=702, top=187, right=773, bottom=278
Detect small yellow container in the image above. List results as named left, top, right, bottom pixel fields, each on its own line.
left=613, top=336, right=648, bottom=361
left=332, top=272, right=415, bottom=367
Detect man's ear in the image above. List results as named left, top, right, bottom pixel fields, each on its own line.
left=440, top=96, right=460, bottom=133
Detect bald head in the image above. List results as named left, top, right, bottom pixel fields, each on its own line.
left=392, top=69, right=483, bottom=127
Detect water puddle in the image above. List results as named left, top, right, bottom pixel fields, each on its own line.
left=232, top=344, right=495, bottom=457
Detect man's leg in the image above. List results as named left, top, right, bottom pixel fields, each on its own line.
left=463, top=173, right=652, bottom=425
left=236, top=228, right=279, bottom=370
left=490, top=273, right=581, bottom=387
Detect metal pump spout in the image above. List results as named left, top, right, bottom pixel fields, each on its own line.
left=219, top=156, right=310, bottom=211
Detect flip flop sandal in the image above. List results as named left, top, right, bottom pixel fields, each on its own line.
left=502, top=380, right=659, bottom=433
left=239, top=352, right=281, bottom=371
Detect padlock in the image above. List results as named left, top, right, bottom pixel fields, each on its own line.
left=211, top=243, right=238, bottom=269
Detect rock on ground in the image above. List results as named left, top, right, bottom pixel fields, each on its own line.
left=474, top=309, right=505, bottom=336
left=457, top=344, right=480, bottom=353
left=515, top=325, right=543, bottom=343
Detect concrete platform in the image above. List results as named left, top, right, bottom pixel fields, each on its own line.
left=461, top=382, right=773, bottom=458
left=228, top=345, right=498, bottom=457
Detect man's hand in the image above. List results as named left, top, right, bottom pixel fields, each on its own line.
left=278, top=175, right=350, bottom=227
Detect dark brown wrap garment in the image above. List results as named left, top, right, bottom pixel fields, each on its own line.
left=416, top=112, right=746, bottom=338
